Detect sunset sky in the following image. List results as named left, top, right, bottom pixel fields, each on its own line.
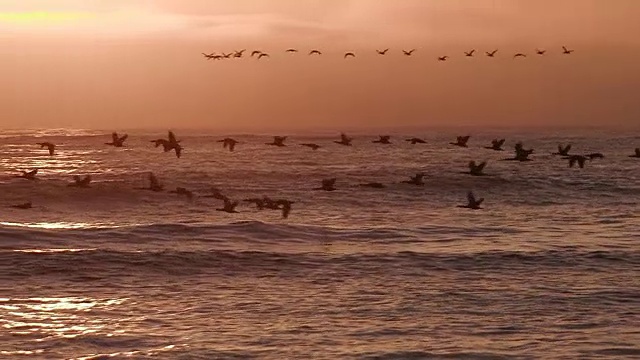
left=1, top=0, right=639, bottom=130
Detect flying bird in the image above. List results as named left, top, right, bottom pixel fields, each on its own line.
left=406, top=137, right=426, bottom=144
left=234, top=49, right=246, bottom=58
left=466, top=161, right=488, bottom=176
left=629, top=148, right=640, bottom=158
left=334, top=133, right=353, bottom=146
left=286, top=48, right=298, bottom=53
left=568, top=155, right=588, bottom=168
left=37, top=142, right=56, bottom=156
left=373, top=135, right=391, bottom=144
left=344, top=52, right=356, bottom=59
left=450, top=136, right=470, bottom=148
left=314, top=178, right=337, bottom=191
left=562, top=46, right=574, bottom=55
left=105, top=132, right=128, bottom=147
left=438, top=56, right=449, bottom=61
left=464, top=49, right=475, bottom=57
left=309, top=50, right=322, bottom=55
left=275, top=199, right=294, bottom=219
left=403, top=49, right=416, bottom=56
left=266, top=136, right=287, bottom=147
left=377, top=49, right=389, bottom=55
left=536, top=49, right=546, bottom=55
left=485, top=139, right=506, bottom=151
left=458, top=191, right=484, bottom=210
left=402, top=173, right=425, bottom=186
left=218, top=138, right=238, bottom=152
left=216, top=198, right=239, bottom=213
left=513, top=53, right=527, bottom=58
left=202, top=52, right=216, bottom=60
left=257, top=53, right=270, bottom=60
left=486, top=49, right=498, bottom=57
left=300, top=143, right=321, bottom=150
left=504, top=142, right=534, bottom=161
left=251, top=50, right=262, bottom=57
left=222, top=53, right=233, bottom=59
left=552, top=144, right=572, bottom=156
left=16, top=169, right=38, bottom=180
left=68, top=175, right=92, bottom=188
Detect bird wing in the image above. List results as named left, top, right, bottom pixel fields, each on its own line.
left=497, top=139, right=506, bottom=147
left=341, top=133, right=350, bottom=142
left=461, top=136, right=470, bottom=144
left=168, top=131, right=177, bottom=144
left=476, top=198, right=484, bottom=206
left=467, top=192, right=476, bottom=204
left=112, top=132, right=119, bottom=143
left=119, top=134, right=128, bottom=142
left=569, top=157, right=577, bottom=167
left=175, top=146, right=182, bottom=158
left=564, top=144, right=572, bottom=154
left=477, top=161, right=487, bottom=172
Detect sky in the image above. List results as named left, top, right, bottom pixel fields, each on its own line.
left=1, top=0, right=639, bottom=131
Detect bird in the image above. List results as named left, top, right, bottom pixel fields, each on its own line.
left=629, top=148, right=640, bottom=158
left=406, top=137, right=426, bottom=144
left=16, top=169, right=38, bottom=180
left=137, top=173, right=164, bottom=192
left=286, top=48, right=298, bottom=53
left=251, top=50, right=262, bottom=57
left=458, top=191, right=484, bottom=210
left=377, top=49, right=389, bottom=55
left=402, top=173, right=425, bottom=186
left=216, top=197, right=239, bottom=213
left=169, top=187, right=194, bottom=200
left=562, top=46, right=574, bottom=55
left=466, top=161, right=488, bottom=176
left=403, top=49, right=416, bottom=56
left=586, top=153, right=604, bottom=160
left=202, top=52, right=216, bottom=60
left=11, top=202, right=33, bottom=210
left=68, top=175, right=92, bottom=188
left=344, top=52, right=356, bottom=59
left=553, top=144, right=572, bottom=156
left=486, top=49, right=498, bottom=57
left=37, top=142, right=56, bottom=156
left=233, top=49, right=246, bottom=58
left=438, top=56, right=449, bottom=61
left=151, top=131, right=182, bottom=158
left=503, top=142, right=534, bottom=162
left=450, top=136, right=470, bottom=148
left=536, top=49, right=546, bottom=55
left=275, top=199, right=294, bottom=219
left=257, top=53, right=270, bottom=60
left=221, top=53, right=233, bottom=59
left=334, top=133, right=353, bottom=146
left=309, top=50, right=322, bottom=55
left=513, top=53, right=527, bottom=58
left=359, top=182, right=386, bottom=189
left=105, top=132, right=128, bottom=147
left=266, top=136, right=287, bottom=147
left=485, top=139, right=506, bottom=151
left=218, top=138, right=238, bottom=152
left=373, top=135, right=391, bottom=144
left=300, top=143, right=321, bottom=150
left=568, top=155, right=588, bottom=168
left=314, top=178, right=337, bottom=191
left=203, top=187, right=226, bottom=200
left=464, top=49, right=475, bottom=57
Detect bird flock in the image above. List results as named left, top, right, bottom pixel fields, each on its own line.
left=10, top=131, right=640, bottom=216
left=201, top=46, right=576, bottom=61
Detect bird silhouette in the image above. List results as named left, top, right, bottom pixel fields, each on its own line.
left=105, top=132, right=128, bottom=147
left=464, top=49, right=475, bottom=57
left=438, top=56, right=449, bottom=61
left=373, top=135, right=391, bottom=144
left=334, top=133, right=353, bottom=146
left=257, top=53, right=270, bottom=60
left=504, top=142, right=534, bottom=161
left=344, top=52, right=356, bottom=59
left=513, top=53, right=527, bottom=58
left=629, top=148, right=640, bottom=158
left=286, top=48, right=298, bottom=53
left=300, top=143, right=321, bottom=150
left=402, top=173, right=425, bottom=186
left=403, top=49, right=416, bottom=56
left=216, top=198, right=239, bottom=213
left=218, top=138, right=238, bottom=152
left=486, top=49, right=498, bottom=57
left=251, top=50, right=262, bottom=57
left=562, top=46, right=574, bottom=55
left=202, top=52, right=216, bottom=60
left=536, top=49, right=546, bottom=55
left=450, top=136, right=470, bottom=148
left=309, top=50, right=322, bottom=55
left=17, top=169, right=38, bottom=180
left=266, top=136, right=287, bottom=147
left=406, top=137, right=426, bottom=144
left=568, top=155, right=588, bottom=168
left=553, top=144, right=572, bottom=156
left=485, top=139, right=506, bottom=151
left=314, top=178, right=337, bottom=191
left=458, top=191, right=484, bottom=210
left=36, top=142, right=56, bottom=156
left=466, top=161, right=488, bottom=176
left=377, top=49, right=389, bottom=55
left=275, top=199, right=294, bottom=219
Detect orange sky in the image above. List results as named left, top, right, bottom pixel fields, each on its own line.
left=1, top=0, right=639, bottom=130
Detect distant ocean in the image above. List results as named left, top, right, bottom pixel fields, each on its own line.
left=1, top=128, right=638, bottom=359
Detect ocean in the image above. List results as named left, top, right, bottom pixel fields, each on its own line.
left=1, top=128, right=638, bottom=359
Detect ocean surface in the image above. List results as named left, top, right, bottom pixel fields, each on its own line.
left=1, top=128, right=638, bottom=359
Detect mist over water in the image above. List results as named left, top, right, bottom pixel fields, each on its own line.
left=1, top=128, right=639, bottom=359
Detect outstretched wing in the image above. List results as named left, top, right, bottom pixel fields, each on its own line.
left=476, top=161, right=487, bottom=172
left=497, top=139, right=505, bottom=147
left=563, top=144, right=572, bottom=154
left=168, top=131, right=177, bottom=144
left=467, top=191, right=476, bottom=204
left=112, top=132, right=119, bottom=143
left=118, top=134, right=128, bottom=143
